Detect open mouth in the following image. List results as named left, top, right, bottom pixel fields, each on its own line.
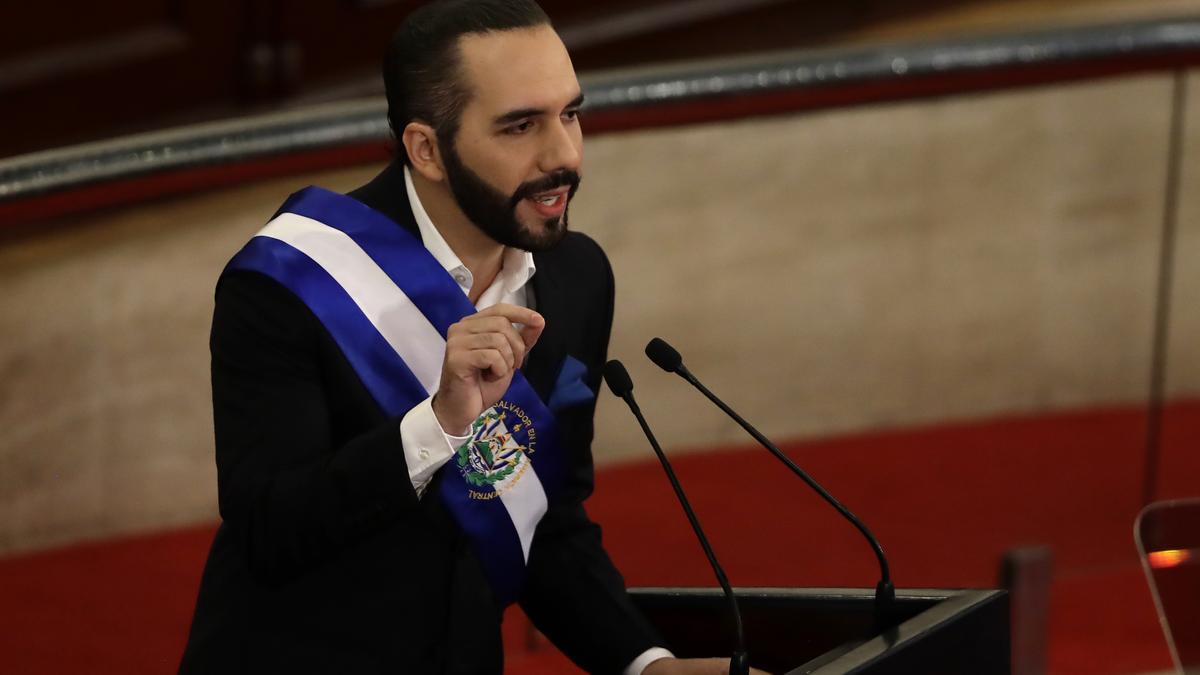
left=525, top=188, right=569, bottom=217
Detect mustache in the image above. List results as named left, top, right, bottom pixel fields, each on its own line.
left=509, top=170, right=582, bottom=208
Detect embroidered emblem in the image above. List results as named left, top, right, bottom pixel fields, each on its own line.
left=457, top=403, right=535, bottom=493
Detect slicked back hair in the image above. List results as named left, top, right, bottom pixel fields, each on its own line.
left=384, top=0, right=552, bottom=164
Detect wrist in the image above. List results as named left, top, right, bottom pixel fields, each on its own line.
left=431, top=394, right=472, bottom=435
left=629, top=647, right=677, bottom=675
left=640, top=658, right=675, bottom=675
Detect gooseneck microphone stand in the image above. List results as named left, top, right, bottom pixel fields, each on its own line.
left=603, top=360, right=750, bottom=675
left=645, top=338, right=895, bottom=613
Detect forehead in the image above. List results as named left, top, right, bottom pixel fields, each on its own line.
left=456, top=26, right=579, bottom=115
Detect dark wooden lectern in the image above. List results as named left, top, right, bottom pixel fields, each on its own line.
left=628, top=587, right=1009, bottom=674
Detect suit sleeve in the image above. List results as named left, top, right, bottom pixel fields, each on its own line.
left=210, top=270, right=421, bottom=584
left=518, top=238, right=666, bottom=674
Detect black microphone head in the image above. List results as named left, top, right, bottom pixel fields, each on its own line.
left=603, top=360, right=634, bottom=398
left=645, top=337, right=683, bottom=373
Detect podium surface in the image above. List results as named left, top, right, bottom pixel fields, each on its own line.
left=628, top=587, right=1009, bottom=674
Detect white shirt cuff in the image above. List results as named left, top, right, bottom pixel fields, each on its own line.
left=399, top=396, right=471, bottom=497
left=624, top=647, right=674, bottom=675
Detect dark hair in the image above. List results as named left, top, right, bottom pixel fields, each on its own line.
left=384, top=0, right=551, bottom=162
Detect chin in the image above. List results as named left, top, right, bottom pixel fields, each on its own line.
left=514, top=218, right=568, bottom=252
left=541, top=215, right=568, bottom=233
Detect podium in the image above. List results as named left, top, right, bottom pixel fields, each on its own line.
left=628, top=587, right=1009, bottom=674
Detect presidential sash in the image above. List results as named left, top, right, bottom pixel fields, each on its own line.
left=225, top=186, right=568, bottom=607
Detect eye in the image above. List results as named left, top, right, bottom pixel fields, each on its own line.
left=506, top=120, right=535, bottom=135
left=563, top=109, right=581, bottom=123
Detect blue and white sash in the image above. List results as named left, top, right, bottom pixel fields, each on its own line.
left=225, top=186, right=567, bottom=607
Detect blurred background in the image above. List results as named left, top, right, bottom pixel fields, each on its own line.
left=1, top=0, right=1198, bottom=673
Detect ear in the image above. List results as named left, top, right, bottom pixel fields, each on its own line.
left=401, top=121, right=446, bottom=182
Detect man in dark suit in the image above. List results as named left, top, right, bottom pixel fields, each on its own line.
left=180, top=1, right=752, bottom=673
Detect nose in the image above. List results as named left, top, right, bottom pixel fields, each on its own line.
left=538, top=118, right=582, bottom=174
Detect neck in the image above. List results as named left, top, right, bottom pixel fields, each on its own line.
left=411, top=170, right=504, bottom=304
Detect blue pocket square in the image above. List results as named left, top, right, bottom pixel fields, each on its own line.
left=547, top=355, right=595, bottom=412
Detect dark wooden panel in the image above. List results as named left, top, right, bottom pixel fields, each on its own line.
left=0, top=0, right=169, bottom=54
left=562, top=0, right=981, bottom=71
left=1, top=0, right=243, bottom=158
left=270, top=0, right=425, bottom=93
left=0, top=27, right=187, bottom=92
left=253, top=0, right=668, bottom=95
left=268, top=0, right=818, bottom=91
left=272, top=0, right=1005, bottom=92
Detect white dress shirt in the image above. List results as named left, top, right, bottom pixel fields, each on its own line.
left=395, top=166, right=672, bottom=675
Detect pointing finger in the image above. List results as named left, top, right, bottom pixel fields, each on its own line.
left=475, top=303, right=543, bottom=330
left=518, top=319, right=544, bottom=352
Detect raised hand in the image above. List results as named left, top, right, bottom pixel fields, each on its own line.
left=432, top=303, right=545, bottom=434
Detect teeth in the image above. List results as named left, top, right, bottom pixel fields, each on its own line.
left=536, top=195, right=558, bottom=205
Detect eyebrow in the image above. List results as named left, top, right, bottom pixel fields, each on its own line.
left=493, top=92, right=586, bottom=126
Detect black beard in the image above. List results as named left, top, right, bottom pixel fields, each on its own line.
left=440, top=139, right=580, bottom=252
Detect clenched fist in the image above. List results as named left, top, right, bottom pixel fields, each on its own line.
left=432, top=303, right=545, bottom=434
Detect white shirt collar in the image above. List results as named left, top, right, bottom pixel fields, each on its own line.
left=403, top=165, right=535, bottom=299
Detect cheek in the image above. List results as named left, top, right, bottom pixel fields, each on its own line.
left=570, top=127, right=584, bottom=164
left=468, top=141, right=537, bottom=193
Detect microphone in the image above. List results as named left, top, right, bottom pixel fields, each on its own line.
left=603, top=360, right=750, bottom=675
left=645, top=338, right=896, bottom=611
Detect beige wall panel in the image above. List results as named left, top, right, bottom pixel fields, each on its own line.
left=2, top=72, right=1196, bottom=553
left=1167, top=70, right=1200, bottom=397
left=841, top=0, right=1200, bottom=47
left=0, top=171, right=374, bottom=553
left=579, top=74, right=1181, bottom=460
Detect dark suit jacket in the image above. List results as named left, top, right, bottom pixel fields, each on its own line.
left=179, top=162, right=661, bottom=674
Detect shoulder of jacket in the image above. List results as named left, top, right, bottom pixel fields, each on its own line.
left=551, top=230, right=610, bottom=269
